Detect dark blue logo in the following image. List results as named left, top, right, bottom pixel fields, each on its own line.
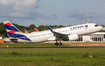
left=70, top=25, right=84, bottom=30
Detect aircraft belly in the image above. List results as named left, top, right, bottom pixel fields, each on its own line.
left=30, top=35, right=53, bottom=42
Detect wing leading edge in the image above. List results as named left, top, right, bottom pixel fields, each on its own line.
left=48, top=26, right=68, bottom=40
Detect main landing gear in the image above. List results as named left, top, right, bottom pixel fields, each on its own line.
left=55, top=41, right=62, bottom=46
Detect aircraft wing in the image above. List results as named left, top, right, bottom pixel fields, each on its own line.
left=48, top=26, right=68, bottom=39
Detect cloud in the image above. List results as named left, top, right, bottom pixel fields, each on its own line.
left=0, top=0, right=41, bottom=20
left=0, top=0, right=15, bottom=5
left=0, top=0, right=40, bottom=10
left=10, top=13, right=25, bottom=17
left=0, top=0, right=55, bottom=23
left=14, top=0, right=40, bottom=11
left=66, top=10, right=105, bottom=24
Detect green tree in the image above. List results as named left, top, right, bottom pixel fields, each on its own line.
left=37, top=25, right=45, bottom=31
left=13, top=23, right=30, bottom=32
left=0, top=23, right=8, bottom=38
left=29, top=24, right=36, bottom=32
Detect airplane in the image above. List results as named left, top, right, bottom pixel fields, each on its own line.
left=3, top=21, right=103, bottom=46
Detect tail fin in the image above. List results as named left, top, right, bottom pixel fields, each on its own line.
left=34, top=27, right=39, bottom=32
left=3, top=21, right=31, bottom=41
left=24, top=30, right=28, bottom=33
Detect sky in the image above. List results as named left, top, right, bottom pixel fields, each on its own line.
left=0, top=0, right=105, bottom=27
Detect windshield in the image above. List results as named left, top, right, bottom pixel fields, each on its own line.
left=95, top=24, right=98, bottom=27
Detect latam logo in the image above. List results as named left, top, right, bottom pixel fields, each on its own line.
left=84, top=25, right=88, bottom=27
left=70, top=25, right=88, bottom=30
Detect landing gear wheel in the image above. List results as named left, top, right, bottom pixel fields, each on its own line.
left=55, top=42, right=59, bottom=46
left=59, top=42, right=62, bottom=46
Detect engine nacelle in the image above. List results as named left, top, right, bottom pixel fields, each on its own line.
left=68, top=34, right=78, bottom=40
left=63, top=34, right=78, bottom=41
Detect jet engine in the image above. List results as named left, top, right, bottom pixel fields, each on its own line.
left=63, top=34, right=78, bottom=41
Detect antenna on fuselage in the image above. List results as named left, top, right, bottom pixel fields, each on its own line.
left=85, top=18, right=89, bottom=23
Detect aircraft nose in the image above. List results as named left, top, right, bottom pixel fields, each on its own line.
left=99, top=26, right=103, bottom=30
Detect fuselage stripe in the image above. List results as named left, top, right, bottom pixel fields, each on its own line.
left=8, top=33, right=31, bottom=41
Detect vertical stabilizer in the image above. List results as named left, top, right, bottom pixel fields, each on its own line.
left=34, top=27, right=39, bottom=32
left=3, top=21, right=31, bottom=41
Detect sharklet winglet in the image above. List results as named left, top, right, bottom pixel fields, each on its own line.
left=48, top=26, right=53, bottom=32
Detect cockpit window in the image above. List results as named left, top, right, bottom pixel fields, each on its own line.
left=95, top=24, right=98, bottom=27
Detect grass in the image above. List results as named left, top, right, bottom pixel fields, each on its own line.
left=0, top=43, right=71, bottom=48
left=0, top=48, right=105, bottom=66
left=0, top=43, right=69, bottom=47
left=0, top=43, right=105, bottom=66
left=0, top=42, right=105, bottom=47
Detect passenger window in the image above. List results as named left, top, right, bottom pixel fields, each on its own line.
left=95, top=24, right=98, bottom=27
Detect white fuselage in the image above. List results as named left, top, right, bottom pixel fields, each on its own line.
left=25, top=23, right=103, bottom=42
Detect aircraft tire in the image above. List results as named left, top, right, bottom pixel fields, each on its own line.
left=59, top=42, right=62, bottom=46
left=55, top=42, right=59, bottom=46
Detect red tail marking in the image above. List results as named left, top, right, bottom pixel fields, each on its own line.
left=34, top=28, right=39, bottom=32
left=5, top=22, right=12, bottom=26
left=8, top=30, right=17, bottom=33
